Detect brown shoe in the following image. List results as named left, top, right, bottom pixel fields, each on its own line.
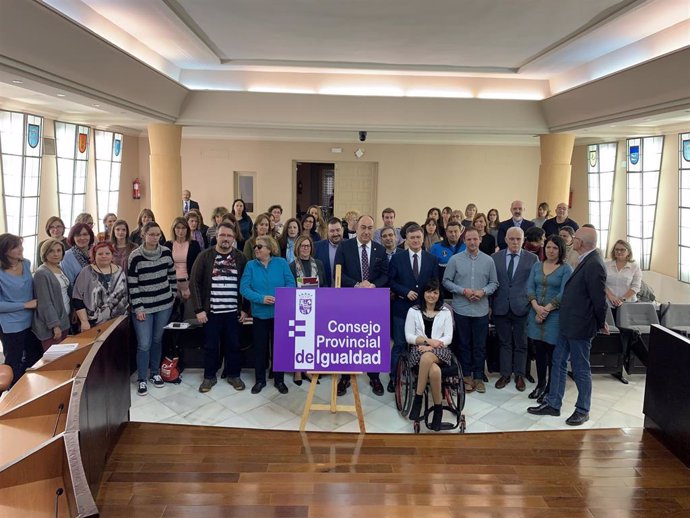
left=515, top=376, right=526, bottom=391
left=474, top=379, right=486, bottom=393
left=495, top=375, right=510, bottom=389
left=463, top=376, right=475, bottom=393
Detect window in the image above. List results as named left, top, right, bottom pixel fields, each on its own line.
left=626, top=136, right=663, bottom=270
left=587, top=142, right=617, bottom=253
left=680, top=132, right=690, bottom=283
left=0, top=110, right=43, bottom=265
left=94, top=130, right=122, bottom=232
left=55, top=121, right=89, bottom=227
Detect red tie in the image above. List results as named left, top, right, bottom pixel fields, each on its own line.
left=361, top=244, right=369, bottom=281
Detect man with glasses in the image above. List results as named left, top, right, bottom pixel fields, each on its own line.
left=190, top=222, right=249, bottom=393
left=528, top=226, right=608, bottom=425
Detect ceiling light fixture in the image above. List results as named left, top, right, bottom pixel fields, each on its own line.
left=56, top=93, right=66, bottom=97
left=92, top=104, right=101, bottom=108
left=11, top=80, right=23, bottom=84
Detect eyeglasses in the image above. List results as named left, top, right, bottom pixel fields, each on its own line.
left=254, top=244, right=264, bottom=250
left=49, top=225, right=64, bottom=230
left=299, top=244, right=311, bottom=249
left=614, top=248, right=628, bottom=253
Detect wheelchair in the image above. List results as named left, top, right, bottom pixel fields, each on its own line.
left=394, top=346, right=466, bottom=433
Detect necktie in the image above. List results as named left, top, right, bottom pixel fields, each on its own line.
left=508, top=253, right=516, bottom=281
left=184, top=201, right=189, bottom=213
left=412, top=253, right=419, bottom=280
left=361, top=244, right=369, bottom=281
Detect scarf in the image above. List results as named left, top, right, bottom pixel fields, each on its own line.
left=71, top=246, right=90, bottom=268
left=192, top=229, right=205, bottom=249
left=285, top=238, right=296, bottom=263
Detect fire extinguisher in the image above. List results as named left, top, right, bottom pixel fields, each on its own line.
left=132, top=178, right=141, bottom=200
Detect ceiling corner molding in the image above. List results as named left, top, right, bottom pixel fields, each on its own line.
left=517, top=0, right=646, bottom=70
left=161, top=0, right=226, bottom=61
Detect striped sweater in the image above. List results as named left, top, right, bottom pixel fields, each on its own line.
left=127, top=245, right=176, bottom=314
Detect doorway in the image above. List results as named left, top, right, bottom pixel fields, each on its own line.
left=295, top=162, right=334, bottom=220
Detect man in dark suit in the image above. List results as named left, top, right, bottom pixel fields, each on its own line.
left=334, top=214, right=389, bottom=396
left=491, top=227, right=538, bottom=392
left=528, top=226, right=608, bottom=425
left=497, top=200, right=535, bottom=249
left=388, top=224, right=439, bottom=392
left=182, top=189, right=200, bottom=215
left=314, top=217, right=344, bottom=287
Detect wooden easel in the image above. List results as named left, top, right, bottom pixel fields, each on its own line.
left=299, top=265, right=366, bottom=433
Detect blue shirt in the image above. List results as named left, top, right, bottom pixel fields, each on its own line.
left=442, top=250, right=498, bottom=317
left=0, top=259, right=34, bottom=332
left=240, top=256, right=296, bottom=319
left=429, top=240, right=466, bottom=266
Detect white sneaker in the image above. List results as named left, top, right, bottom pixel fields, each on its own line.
left=137, top=380, right=148, bottom=396
left=150, top=374, right=165, bottom=388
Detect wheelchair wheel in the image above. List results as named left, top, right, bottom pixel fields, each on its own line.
left=395, top=354, right=413, bottom=416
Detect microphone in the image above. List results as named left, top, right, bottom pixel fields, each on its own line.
left=54, top=487, right=64, bottom=518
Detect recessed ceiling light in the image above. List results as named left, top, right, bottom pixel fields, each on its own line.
left=92, top=104, right=101, bottom=108
left=11, top=80, right=23, bottom=84
left=56, top=93, right=66, bottom=97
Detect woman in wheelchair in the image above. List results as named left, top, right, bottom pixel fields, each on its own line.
left=404, top=279, right=453, bottom=431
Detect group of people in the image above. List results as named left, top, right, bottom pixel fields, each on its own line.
left=0, top=192, right=644, bottom=430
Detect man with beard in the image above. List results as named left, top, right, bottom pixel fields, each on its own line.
left=191, top=222, right=248, bottom=393
left=314, top=217, right=344, bottom=287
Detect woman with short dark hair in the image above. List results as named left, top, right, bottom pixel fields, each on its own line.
left=0, top=234, right=41, bottom=385
left=61, top=223, right=95, bottom=284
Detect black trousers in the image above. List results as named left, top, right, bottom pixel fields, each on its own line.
left=533, top=339, right=555, bottom=390
left=0, top=326, right=43, bottom=386
left=253, top=317, right=283, bottom=384
left=203, top=311, right=241, bottom=379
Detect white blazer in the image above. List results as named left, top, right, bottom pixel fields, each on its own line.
left=404, top=305, right=453, bottom=346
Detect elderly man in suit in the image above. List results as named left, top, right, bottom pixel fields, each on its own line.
left=528, top=226, right=608, bottom=425
left=314, top=217, right=344, bottom=287
left=388, top=223, right=439, bottom=392
left=182, top=190, right=200, bottom=215
left=497, top=200, right=535, bottom=249
left=334, top=214, right=389, bottom=396
left=492, top=227, right=538, bottom=392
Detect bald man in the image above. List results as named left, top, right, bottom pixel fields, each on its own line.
left=496, top=200, right=535, bottom=250
left=528, top=226, right=608, bottom=426
left=541, top=202, right=579, bottom=238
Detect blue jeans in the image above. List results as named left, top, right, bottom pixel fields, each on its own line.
left=390, top=315, right=407, bottom=381
left=545, top=334, right=593, bottom=413
left=453, top=313, right=489, bottom=380
left=133, top=306, right=173, bottom=381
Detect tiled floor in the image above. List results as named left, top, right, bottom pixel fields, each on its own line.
left=130, top=368, right=647, bottom=434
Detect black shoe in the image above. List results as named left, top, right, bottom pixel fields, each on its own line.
left=292, top=376, right=303, bottom=386
left=528, top=386, right=545, bottom=400
left=483, top=374, right=489, bottom=383
left=275, top=382, right=288, bottom=394
left=565, top=410, right=589, bottom=426
left=387, top=380, right=395, bottom=393
left=527, top=403, right=560, bottom=416
left=526, top=374, right=535, bottom=384
left=431, top=404, right=443, bottom=431
left=251, top=381, right=266, bottom=394
left=409, top=394, right=424, bottom=421
left=337, top=378, right=350, bottom=396
left=370, top=378, right=384, bottom=396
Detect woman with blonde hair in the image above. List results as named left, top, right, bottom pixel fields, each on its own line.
left=207, top=206, right=229, bottom=244
left=605, top=239, right=642, bottom=309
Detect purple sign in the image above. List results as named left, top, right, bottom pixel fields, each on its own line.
left=273, top=288, right=390, bottom=372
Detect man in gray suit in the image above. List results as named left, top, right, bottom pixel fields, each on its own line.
left=528, top=226, right=608, bottom=425
left=492, top=227, right=538, bottom=391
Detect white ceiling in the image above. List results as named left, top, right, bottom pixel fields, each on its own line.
left=1, top=0, right=688, bottom=141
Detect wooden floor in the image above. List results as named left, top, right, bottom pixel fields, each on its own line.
left=97, top=422, right=690, bottom=518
